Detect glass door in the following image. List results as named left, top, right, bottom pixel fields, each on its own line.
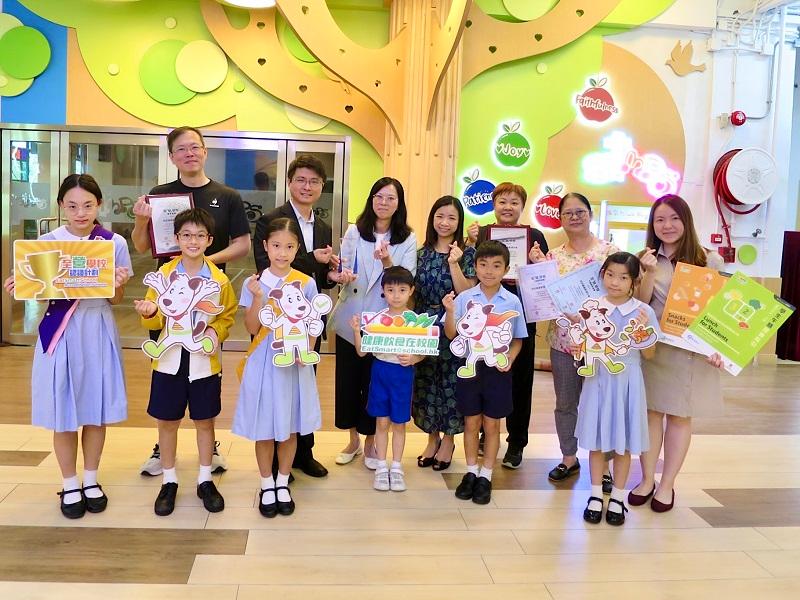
left=1, top=129, right=62, bottom=344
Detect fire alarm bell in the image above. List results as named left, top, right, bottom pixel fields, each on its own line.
left=710, top=233, right=723, bottom=244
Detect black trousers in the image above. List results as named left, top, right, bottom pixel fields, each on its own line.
left=505, top=322, right=537, bottom=450
left=334, top=335, right=375, bottom=436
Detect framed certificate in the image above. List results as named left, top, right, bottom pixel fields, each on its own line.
left=486, top=225, right=531, bottom=281
left=146, top=193, right=194, bottom=258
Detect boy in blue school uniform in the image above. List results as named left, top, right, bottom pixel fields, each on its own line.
left=443, top=241, right=527, bottom=505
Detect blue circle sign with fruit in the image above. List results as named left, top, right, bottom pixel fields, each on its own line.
left=462, top=169, right=495, bottom=216
left=494, top=122, right=531, bottom=168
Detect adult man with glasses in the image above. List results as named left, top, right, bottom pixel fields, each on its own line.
left=252, top=154, right=343, bottom=478
left=131, top=126, right=251, bottom=477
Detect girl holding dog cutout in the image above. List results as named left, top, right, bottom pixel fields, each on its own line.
left=233, top=218, right=323, bottom=518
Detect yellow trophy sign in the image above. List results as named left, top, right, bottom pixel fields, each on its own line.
left=14, top=240, right=116, bottom=300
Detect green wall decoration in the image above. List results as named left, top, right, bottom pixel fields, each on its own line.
left=0, top=12, right=50, bottom=96
left=139, top=39, right=196, bottom=104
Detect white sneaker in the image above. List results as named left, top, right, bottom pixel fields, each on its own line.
left=364, top=456, right=379, bottom=470
left=211, top=441, right=227, bottom=473
left=140, top=444, right=163, bottom=476
left=389, top=469, right=406, bottom=492
left=373, top=469, right=390, bottom=491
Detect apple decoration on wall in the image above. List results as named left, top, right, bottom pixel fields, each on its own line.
left=494, top=121, right=531, bottom=168
left=461, top=168, right=496, bottom=216
left=575, top=76, right=618, bottom=124
left=534, top=184, right=563, bottom=229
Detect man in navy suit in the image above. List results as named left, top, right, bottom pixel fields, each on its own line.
left=253, top=155, right=340, bottom=477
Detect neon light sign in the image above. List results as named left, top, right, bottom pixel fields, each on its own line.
left=575, top=75, right=619, bottom=127
left=493, top=121, right=532, bottom=169
left=581, top=131, right=681, bottom=198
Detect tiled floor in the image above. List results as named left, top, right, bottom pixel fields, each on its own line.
left=1, top=346, right=800, bottom=598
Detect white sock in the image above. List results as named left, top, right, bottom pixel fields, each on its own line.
left=162, top=467, right=178, bottom=485
left=608, top=486, right=626, bottom=513
left=198, top=464, right=213, bottom=485
left=377, top=460, right=388, bottom=472
left=391, top=461, right=402, bottom=472
left=276, top=472, right=291, bottom=503
left=466, top=463, right=479, bottom=475
left=260, top=475, right=275, bottom=504
left=82, top=469, right=103, bottom=499
left=62, top=475, right=81, bottom=505
left=479, top=466, right=493, bottom=481
left=588, top=485, right=603, bottom=511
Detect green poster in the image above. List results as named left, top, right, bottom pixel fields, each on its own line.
left=682, top=271, right=795, bottom=375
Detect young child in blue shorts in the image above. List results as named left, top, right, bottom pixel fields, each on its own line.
left=350, top=266, right=423, bottom=492
left=443, top=241, right=527, bottom=505
left=134, top=208, right=237, bottom=517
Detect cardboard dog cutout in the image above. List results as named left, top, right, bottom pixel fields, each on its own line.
left=259, top=280, right=332, bottom=367
left=141, top=271, right=223, bottom=359
left=557, top=298, right=657, bottom=377
left=450, top=300, right=519, bottom=378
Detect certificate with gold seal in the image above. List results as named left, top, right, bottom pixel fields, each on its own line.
left=14, top=239, right=116, bottom=300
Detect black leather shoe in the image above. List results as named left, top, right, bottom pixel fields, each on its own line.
left=275, top=485, right=295, bottom=516
left=472, top=476, right=492, bottom=505
left=606, top=498, right=628, bottom=526
left=82, top=484, right=108, bottom=513
left=154, top=482, right=178, bottom=516
left=197, top=481, right=225, bottom=513
left=502, top=446, right=523, bottom=469
left=57, top=489, right=86, bottom=519
left=455, top=472, right=477, bottom=500
left=583, top=496, right=603, bottom=524
left=602, top=473, right=613, bottom=495
left=258, top=488, right=278, bottom=518
left=548, top=459, right=580, bottom=482
left=296, top=457, right=328, bottom=478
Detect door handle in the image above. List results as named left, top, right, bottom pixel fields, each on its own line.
left=38, top=217, right=58, bottom=236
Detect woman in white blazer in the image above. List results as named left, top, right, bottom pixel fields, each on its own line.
left=329, top=177, right=417, bottom=467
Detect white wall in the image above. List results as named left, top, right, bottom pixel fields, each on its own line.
left=609, top=0, right=796, bottom=277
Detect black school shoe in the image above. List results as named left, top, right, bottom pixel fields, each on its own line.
left=548, top=459, right=580, bottom=482
left=583, top=496, right=604, bottom=524
left=276, top=485, right=295, bottom=516
left=82, top=484, right=108, bottom=513
left=501, top=446, right=523, bottom=469
left=455, top=472, right=477, bottom=500
left=472, top=476, right=492, bottom=505
left=606, top=498, right=628, bottom=526
left=154, top=482, right=178, bottom=516
left=57, top=489, right=86, bottom=519
left=259, top=488, right=278, bottom=518
left=197, top=481, right=225, bottom=513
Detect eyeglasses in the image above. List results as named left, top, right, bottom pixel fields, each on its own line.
left=561, top=209, right=589, bottom=220
left=172, top=144, right=205, bottom=156
left=62, top=204, right=96, bottom=213
left=178, top=232, right=209, bottom=241
left=373, top=194, right=398, bottom=204
left=292, top=177, right=323, bottom=188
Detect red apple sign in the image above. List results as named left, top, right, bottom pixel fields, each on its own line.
left=534, top=185, right=563, bottom=229
left=576, top=77, right=618, bottom=123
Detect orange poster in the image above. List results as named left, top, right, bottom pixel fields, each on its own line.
left=14, top=240, right=116, bottom=300
left=660, top=262, right=728, bottom=350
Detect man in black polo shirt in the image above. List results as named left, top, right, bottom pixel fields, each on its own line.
left=253, top=154, right=343, bottom=478
left=131, top=126, right=251, bottom=476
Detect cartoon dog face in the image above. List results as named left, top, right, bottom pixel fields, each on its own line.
left=579, top=306, right=615, bottom=341
left=458, top=300, right=494, bottom=338
left=268, top=281, right=310, bottom=320
left=157, top=271, right=206, bottom=317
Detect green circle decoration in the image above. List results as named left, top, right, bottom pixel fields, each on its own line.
left=108, top=63, right=120, bottom=76
left=0, top=26, right=51, bottom=79
left=0, top=13, right=23, bottom=37
left=176, top=40, right=228, bottom=93
left=738, top=244, right=758, bottom=266
left=165, top=17, right=177, bottom=29
left=233, top=80, right=245, bottom=92
left=139, top=39, right=195, bottom=105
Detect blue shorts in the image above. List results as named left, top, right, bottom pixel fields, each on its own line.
left=455, top=362, right=513, bottom=419
left=367, top=359, right=413, bottom=424
left=147, top=349, right=222, bottom=421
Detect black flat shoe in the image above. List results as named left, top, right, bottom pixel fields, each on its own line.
left=258, top=488, right=278, bottom=518
left=628, top=483, right=656, bottom=507
left=154, top=482, right=178, bottom=516
left=82, top=484, right=108, bottom=513
left=57, top=489, right=86, bottom=519
left=197, top=481, right=225, bottom=513
left=296, top=457, right=328, bottom=478
left=602, top=473, right=613, bottom=495
left=471, top=476, right=492, bottom=505
left=583, top=496, right=603, bottom=524
left=455, top=472, right=477, bottom=500
left=548, top=459, right=580, bottom=482
left=275, top=485, right=295, bottom=516
left=606, top=498, right=628, bottom=526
